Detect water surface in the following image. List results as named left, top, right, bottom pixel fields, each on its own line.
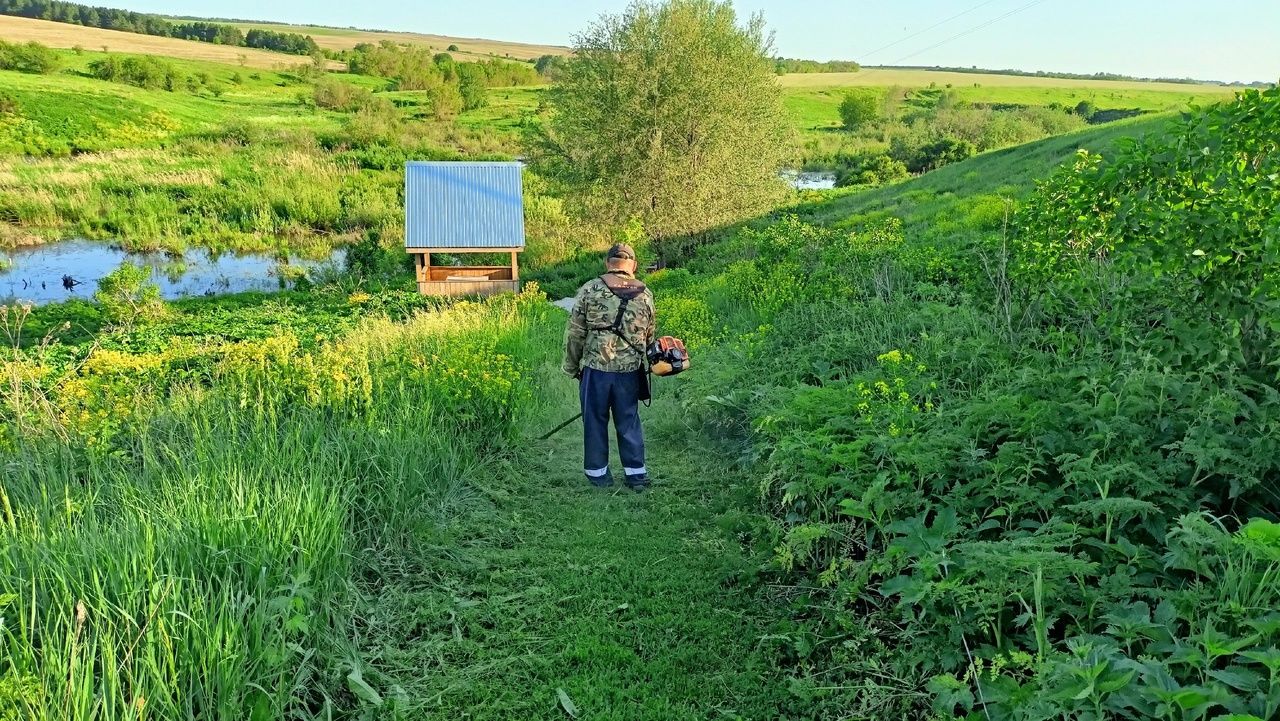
left=0, top=240, right=343, bottom=306
left=783, top=170, right=837, bottom=190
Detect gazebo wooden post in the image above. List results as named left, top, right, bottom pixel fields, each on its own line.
left=404, top=161, right=525, bottom=297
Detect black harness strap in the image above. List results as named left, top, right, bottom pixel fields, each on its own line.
left=587, top=277, right=654, bottom=407
left=590, top=296, right=647, bottom=358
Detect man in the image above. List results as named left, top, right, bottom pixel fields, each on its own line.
left=562, top=243, right=656, bottom=491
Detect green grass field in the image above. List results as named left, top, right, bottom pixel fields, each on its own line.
left=3, top=66, right=1279, bottom=718
left=781, top=80, right=1228, bottom=135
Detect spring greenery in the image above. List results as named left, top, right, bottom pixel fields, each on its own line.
left=0, top=3, right=1276, bottom=717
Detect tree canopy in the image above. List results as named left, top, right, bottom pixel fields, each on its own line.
left=838, top=89, right=880, bottom=131
left=536, top=0, right=791, bottom=242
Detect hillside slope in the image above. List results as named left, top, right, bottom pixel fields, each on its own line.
left=798, top=113, right=1172, bottom=229
left=646, top=87, right=1280, bottom=719
left=225, top=20, right=569, bottom=61
left=0, top=15, right=344, bottom=69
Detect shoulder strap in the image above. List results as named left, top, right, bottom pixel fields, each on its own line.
left=588, top=276, right=649, bottom=358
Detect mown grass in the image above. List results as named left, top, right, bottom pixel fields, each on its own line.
left=3, top=65, right=1276, bottom=721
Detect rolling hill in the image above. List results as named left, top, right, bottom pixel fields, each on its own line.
left=222, top=20, right=569, bottom=61
left=0, top=15, right=345, bottom=70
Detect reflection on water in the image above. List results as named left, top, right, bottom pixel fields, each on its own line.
left=783, top=170, right=837, bottom=190
left=0, top=240, right=344, bottom=306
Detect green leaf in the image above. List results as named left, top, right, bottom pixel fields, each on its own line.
left=1239, top=647, right=1280, bottom=673
left=926, top=674, right=974, bottom=714
left=1207, top=667, right=1262, bottom=692
left=556, top=688, right=579, bottom=718
left=346, top=667, right=383, bottom=707
left=1097, top=669, right=1137, bottom=694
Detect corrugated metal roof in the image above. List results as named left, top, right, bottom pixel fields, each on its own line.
left=404, top=161, right=525, bottom=249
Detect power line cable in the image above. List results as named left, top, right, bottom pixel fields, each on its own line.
left=855, top=0, right=1006, bottom=60
left=885, top=0, right=1053, bottom=66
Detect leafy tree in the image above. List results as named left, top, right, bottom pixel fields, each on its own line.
left=534, top=53, right=568, bottom=80
left=0, top=0, right=315, bottom=55
left=889, top=134, right=976, bottom=173
left=89, top=56, right=181, bottom=91
left=447, top=43, right=460, bottom=52
left=456, top=62, right=488, bottom=111
left=774, top=57, right=859, bottom=74
left=838, top=89, right=880, bottom=130
left=425, top=81, right=462, bottom=120
left=1073, top=99, right=1096, bottom=119
left=536, top=0, right=790, bottom=241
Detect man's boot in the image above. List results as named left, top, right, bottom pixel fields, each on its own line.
left=624, top=473, right=650, bottom=492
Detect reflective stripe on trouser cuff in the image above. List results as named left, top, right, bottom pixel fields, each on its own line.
left=624, top=467, right=647, bottom=476
left=585, top=467, right=610, bottom=478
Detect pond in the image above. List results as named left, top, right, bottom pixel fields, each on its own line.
left=783, top=170, right=837, bottom=190
left=0, top=240, right=344, bottom=306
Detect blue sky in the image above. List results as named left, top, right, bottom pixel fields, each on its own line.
left=112, top=0, right=1277, bottom=83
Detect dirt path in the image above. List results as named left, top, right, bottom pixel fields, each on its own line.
left=361, top=364, right=795, bottom=719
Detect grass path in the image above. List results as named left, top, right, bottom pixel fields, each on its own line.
left=360, top=361, right=795, bottom=719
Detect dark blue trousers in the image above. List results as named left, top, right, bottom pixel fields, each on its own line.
left=579, top=367, right=646, bottom=485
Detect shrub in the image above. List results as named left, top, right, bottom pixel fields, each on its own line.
left=890, top=135, right=976, bottom=173
left=0, top=40, right=62, bottom=74
left=838, top=89, right=881, bottom=131
left=1018, top=84, right=1280, bottom=377
left=89, top=56, right=181, bottom=91
left=834, top=151, right=909, bottom=187
left=425, top=81, right=463, bottom=120
left=0, top=91, right=17, bottom=116
left=95, top=263, right=169, bottom=328
left=312, top=78, right=391, bottom=113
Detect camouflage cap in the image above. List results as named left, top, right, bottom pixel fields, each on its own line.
left=607, top=243, right=637, bottom=261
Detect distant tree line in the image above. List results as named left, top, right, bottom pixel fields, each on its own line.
left=0, top=0, right=319, bottom=56
left=883, top=64, right=1248, bottom=87
left=774, top=57, right=860, bottom=74
left=345, top=42, right=539, bottom=88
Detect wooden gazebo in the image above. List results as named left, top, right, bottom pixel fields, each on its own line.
left=404, top=161, right=524, bottom=297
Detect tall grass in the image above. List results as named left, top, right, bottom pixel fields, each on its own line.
left=0, top=287, right=558, bottom=718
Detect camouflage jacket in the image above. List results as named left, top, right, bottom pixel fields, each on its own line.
left=562, top=271, right=656, bottom=375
